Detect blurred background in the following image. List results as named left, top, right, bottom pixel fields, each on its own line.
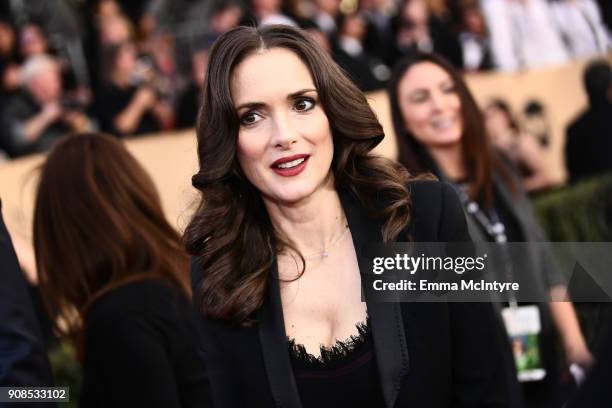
left=0, top=0, right=611, bottom=405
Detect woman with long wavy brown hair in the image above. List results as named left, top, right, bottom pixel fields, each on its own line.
left=33, top=133, right=210, bottom=407
left=387, top=52, right=593, bottom=408
left=185, top=25, right=513, bottom=407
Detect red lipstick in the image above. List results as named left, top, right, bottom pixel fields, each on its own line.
left=270, top=154, right=309, bottom=177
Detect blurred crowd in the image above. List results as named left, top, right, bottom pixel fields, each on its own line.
left=1, top=4, right=611, bottom=406
left=0, top=0, right=610, bottom=161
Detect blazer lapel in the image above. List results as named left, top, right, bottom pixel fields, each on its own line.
left=257, top=259, right=303, bottom=408
left=340, top=189, right=410, bottom=408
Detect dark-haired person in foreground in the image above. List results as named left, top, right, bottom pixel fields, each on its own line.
left=388, top=52, right=593, bottom=408
left=0, top=200, right=53, bottom=387
left=33, top=133, right=211, bottom=407
left=186, top=25, right=513, bottom=407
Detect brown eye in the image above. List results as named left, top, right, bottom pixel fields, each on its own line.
left=240, top=112, right=263, bottom=126
left=442, top=83, right=457, bottom=94
left=294, top=98, right=315, bottom=112
left=410, top=91, right=429, bottom=104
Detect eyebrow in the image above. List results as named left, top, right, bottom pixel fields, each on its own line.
left=408, top=80, right=454, bottom=98
left=235, top=88, right=317, bottom=111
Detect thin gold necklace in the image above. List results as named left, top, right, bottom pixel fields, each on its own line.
left=303, top=222, right=350, bottom=261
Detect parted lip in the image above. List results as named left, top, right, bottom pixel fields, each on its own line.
left=270, top=154, right=309, bottom=167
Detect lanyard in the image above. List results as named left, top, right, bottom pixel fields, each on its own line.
left=453, top=183, right=508, bottom=243
left=452, top=183, right=518, bottom=307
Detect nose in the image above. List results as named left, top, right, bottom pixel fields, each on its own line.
left=429, top=90, right=447, bottom=112
left=270, top=111, right=298, bottom=149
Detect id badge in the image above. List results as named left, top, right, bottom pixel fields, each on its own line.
left=501, top=305, right=546, bottom=382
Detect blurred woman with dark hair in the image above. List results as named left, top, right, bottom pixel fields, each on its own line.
left=186, top=24, right=513, bottom=407
left=33, top=133, right=210, bottom=407
left=388, top=52, right=593, bottom=408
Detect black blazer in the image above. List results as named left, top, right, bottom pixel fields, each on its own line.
left=80, top=280, right=210, bottom=407
left=0, top=199, right=53, bottom=387
left=191, top=181, right=514, bottom=408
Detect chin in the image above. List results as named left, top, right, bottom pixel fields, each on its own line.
left=433, top=129, right=462, bottom=146
left=269, top=184, right=318, bottom=205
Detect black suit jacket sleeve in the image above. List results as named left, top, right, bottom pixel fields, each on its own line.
left=85, top=312, right=182, bottom=407
left=0, top=200, right=53, bottom=387
left=81, top=281, right=212, bottom=408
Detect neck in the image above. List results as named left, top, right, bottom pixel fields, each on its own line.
left=263, top=174, right=346, bottom=257
left=427, top=143, right=466, bottom=181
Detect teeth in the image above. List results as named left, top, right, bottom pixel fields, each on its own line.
left=431, top=118, right=454, bottom=130
left=277, top=157, right=305, bottom=169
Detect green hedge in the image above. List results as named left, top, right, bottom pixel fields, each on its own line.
left=534, top=173, right=612, bottom=354
left=534, top=173, right=612, bottom=242
left=49, top=340, right=81, bottom=407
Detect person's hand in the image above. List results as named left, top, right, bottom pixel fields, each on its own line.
left=152, top=100, right=175, bottom=130
left=73, top=86, right=93, bottom=107
left=41, top=101, right=62, bottom=123
left=133, top=86, right=156, bottom=110
left=62, top=111, right=90, bottom=132
left=565, top=340, right=595, bottom=370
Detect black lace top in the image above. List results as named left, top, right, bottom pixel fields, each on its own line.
left=286, top=318, right=385, bottom=407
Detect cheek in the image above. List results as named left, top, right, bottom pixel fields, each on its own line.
left=236, top=131, right=269, bottom=181
left=296, top=109, right=333, bottom=155
left=447, top=94, right=463, bottom=134
left=318, top=129, right=334, bottom=163
left=51, top=79, right=61, bottom=94
left=400, top=102, right=431, bottom=137
left=237, top=119, right=276, bottom=159
left=305, top=111, right=332, bottom=143
left=449, top=95, right=462, bottom=116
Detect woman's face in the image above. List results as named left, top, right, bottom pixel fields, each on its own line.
left=397, top=61, right=463, bottom=148
left=232, top=47, right=334, bottom=205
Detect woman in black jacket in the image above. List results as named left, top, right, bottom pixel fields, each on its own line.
left=33, top=133, right=211, bottom=407
left=185, top=25, right=514, bottom=408
left=387, top=52, right=593, bottom=408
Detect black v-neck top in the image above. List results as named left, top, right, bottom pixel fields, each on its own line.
left=287, top=318, right=385, bottom=407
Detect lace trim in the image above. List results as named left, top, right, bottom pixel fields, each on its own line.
left=287, top=318, right=371, bottom=366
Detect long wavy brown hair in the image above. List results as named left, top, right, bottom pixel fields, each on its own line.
left=185, top=25, right=413, bottom=325
left=33, top=133, right=189, bottom=345
left=388, top=52, right=516, bottom=209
